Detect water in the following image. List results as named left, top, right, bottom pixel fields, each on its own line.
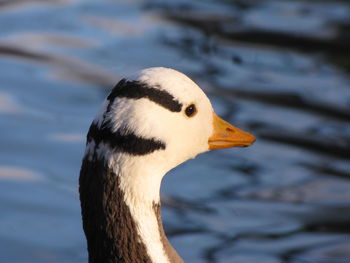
left=0, top=0, right=349, bottom=262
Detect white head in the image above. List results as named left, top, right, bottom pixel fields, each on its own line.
left=85, top=67, right=255, bottom=175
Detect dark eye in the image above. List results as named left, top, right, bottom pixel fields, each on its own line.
left=185, top=104, right=197, bottom=117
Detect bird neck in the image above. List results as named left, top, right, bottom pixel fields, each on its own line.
left=79, top=154, right=184, bottom=263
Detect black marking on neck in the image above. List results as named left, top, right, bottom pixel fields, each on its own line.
left=80, top=157, right=153, bottom=263
left=87, top=123, right=166, bottom=156
left=107, top=79, right=183, bottom=113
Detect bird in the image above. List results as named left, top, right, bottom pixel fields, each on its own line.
left=79, top=67, right=255, bottom=263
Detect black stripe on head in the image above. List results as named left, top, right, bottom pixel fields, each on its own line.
left=107, top=79, right=183, bottom=113
left=87, top=123, right=166, bottom=156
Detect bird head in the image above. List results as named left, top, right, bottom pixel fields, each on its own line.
left=85, top=67, right=255, bottom=173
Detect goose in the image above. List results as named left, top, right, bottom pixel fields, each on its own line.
left=79, top=67, right=255, bottom=263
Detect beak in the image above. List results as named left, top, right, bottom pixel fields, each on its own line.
left=208, top=112, right=256, bottom=150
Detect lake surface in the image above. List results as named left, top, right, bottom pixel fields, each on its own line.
left=0, top=0, right=349, bottom=262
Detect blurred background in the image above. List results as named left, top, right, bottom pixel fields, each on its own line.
left=0, top=0, right=350, bottom=262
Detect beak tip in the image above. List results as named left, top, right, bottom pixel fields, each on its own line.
left=246, top=134, right=256, bottom=147
left=250, top=136, right=256, bottom=145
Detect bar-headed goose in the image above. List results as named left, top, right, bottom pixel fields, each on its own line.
left=79, top=67, right=255, bottom=263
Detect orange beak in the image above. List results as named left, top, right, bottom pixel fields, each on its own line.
left=208, top=112, right=255, bottom=150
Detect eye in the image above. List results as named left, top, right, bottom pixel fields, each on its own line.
left=185, top=104, right=197, bottom=117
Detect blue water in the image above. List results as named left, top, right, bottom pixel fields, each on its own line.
left=0, top=0, right=350, bottom=262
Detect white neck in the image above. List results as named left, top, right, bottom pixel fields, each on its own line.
left=112, top=153, right=170, bottom=263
